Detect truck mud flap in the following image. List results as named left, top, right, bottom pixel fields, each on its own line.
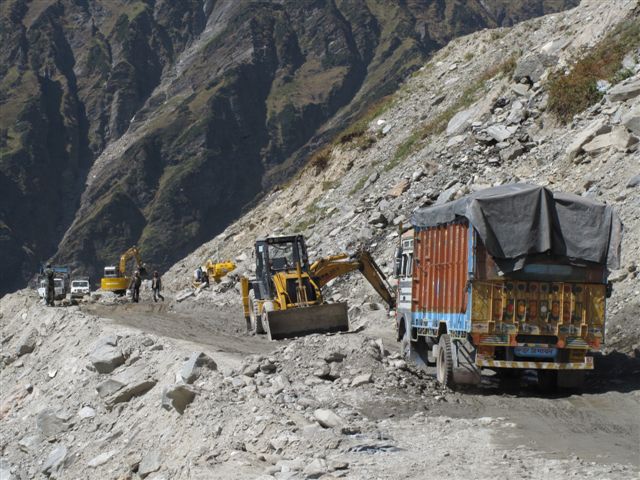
left=265, top=303, right=349, bottom=341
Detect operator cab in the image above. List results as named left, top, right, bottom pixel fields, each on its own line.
left=253, top=235, right=311, bottom=300
left=103, top=266, right=119, bottom=278
left=255, top=235, right=310, bottom=275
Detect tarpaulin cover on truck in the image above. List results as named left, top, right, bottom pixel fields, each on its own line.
left=410, top=183, right=622, bottom=272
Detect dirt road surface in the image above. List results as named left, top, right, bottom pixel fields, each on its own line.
left=82, top=302, right=640, bottom=476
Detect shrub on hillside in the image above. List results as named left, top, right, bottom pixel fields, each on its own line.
left=548, top=20, right=640, bottom=123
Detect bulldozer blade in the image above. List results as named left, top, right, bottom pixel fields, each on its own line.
left=265, top=303, right=349, bottom=341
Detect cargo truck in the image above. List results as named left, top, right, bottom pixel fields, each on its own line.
left=37, top=265, right=71, bottom=301
left=394, top=184, right=622, bottom=390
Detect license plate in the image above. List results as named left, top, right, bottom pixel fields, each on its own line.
left=514, top=346, right=557, bottom=358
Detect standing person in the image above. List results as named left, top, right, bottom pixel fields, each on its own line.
left=152, top=271, right=164, bottom=302
left=44, top=263, right=55, bottom=306
left=129, top=270, right=142, bottom=303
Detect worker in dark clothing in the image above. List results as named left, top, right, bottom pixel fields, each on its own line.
left=44, top=263, right=55, bottom=306
left=129, top=270, right=142, bottom=303
left=201, top=271, right=210, bottom=288
left=152, top=271, right=164, bottom=302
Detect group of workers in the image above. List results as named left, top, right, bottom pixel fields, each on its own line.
left=129, top=270, right=164, bottom=303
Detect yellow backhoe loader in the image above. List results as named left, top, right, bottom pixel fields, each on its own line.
left=192, top=259, right=236, bottom=288
left=241, top=235, right=395, bottom=340
left=100, top=246, right=146, bottom=293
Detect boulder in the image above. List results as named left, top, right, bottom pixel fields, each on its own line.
left=446, top=107, right=477, bottom=136
left=363, top=171, right=379, bottom=190
left=18, top=434, right=42, bottom=454
left=499, top=143, right=525, bottom=162
left=485, top=125, right=515, bottom=143
left=259, top=359, right=277, bottom=374
left=15, top=328, right=38, bottom=356
left=176, top=290, right=195, bottom=302
left=88, top=450, right=116, bottom=468
left=510, top=83, right=531, bottom=97
left=565, top=119, right=611, bottom=162
left=36, top=409, right=69, bottom=439
left=506, top=102, right=527, bottom=125
left=96, top=378, right=127, bottom=398
left=387, top=179, right=410, bottom=198
left=89, top=336, right=125, bottom=374
left=96, top=365, right=157, bottom=408
left=411, top=169, right=425, bottom=182
left=627, top=174, right=640, bottom=188
left=77, top=406, right=96, bottom=419
left=106, top=379, right=157, bottom=408
left=607, top=78, right=640, bottom=102
left=162, top=384, right=197, bottom=414
left=435, top=184, right=461, bottom=205
left=513, top=53, right=557, bottom=83
left=180, top=352, right=217, bottom=384
left=582, top=126, right=637, bottom=154
left=313, top=364, right=331, bottom=378
left=303, top=458, right=328, bottom=479
left=621, top=104, right=640, bottom=136
left=324, top=351, right=346, bottom=363
left=242, top=363, right=261, bottom=377
left=392, top=214, right=406, bottom=226
left=368, top=211, right=387, bottom=226
left=314, top=409, right=344, bottom=428
left=446, top=134, right=467, bottom=147
left=42, top=445, right=68, bottom=477
left=139, top=451, right=161, bottom=478
left=351, top=373, right=373, bottom=387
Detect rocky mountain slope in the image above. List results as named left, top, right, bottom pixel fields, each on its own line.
left=0, top=0, right=580, bottom=295
left=165, top=0, right=640, bottom=353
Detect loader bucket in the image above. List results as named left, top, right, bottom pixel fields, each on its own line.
left=265, top=303, right=349, bottom=341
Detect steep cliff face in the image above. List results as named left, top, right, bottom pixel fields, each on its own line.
left=0, top=0, right=579, bottom=293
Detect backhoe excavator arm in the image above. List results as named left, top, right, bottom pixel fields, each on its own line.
left=118, top=247, right=144, bottom=276
left=310, top=250, right=396, bottom=309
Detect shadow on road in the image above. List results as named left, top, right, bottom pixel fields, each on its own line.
left=455, top=351, right=640, bottom=398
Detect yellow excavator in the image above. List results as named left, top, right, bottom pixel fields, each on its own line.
left=192, top=259, right=237, bottom=287
left=241, top=234, right=395, bottom=340
left=100, top=246, right=146, bottom=293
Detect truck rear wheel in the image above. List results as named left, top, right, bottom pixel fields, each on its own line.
left=436, top=334, right=454, bottom=387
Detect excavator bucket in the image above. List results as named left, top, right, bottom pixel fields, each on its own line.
left=264, top=303, right=349, bottom=341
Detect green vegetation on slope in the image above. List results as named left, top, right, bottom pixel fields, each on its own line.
left=548, top=19, right=640, bottom=123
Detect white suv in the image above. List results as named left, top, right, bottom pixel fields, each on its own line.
left=70, top=279, right=91, bottom=298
